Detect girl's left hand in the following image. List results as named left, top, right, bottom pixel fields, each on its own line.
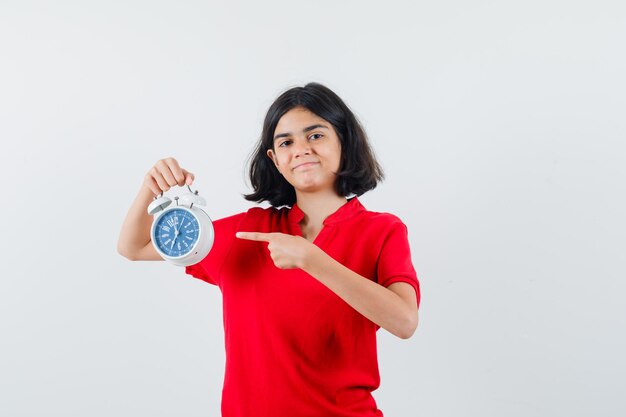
left=236, top=231, right=319, bottom=270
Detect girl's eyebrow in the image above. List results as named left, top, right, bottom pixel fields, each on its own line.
left=273, top=124, right=329, bottom=141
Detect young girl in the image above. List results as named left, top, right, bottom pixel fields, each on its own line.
left=118, top=82, right=421, bottom=417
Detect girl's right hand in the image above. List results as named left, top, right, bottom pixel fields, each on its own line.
left=143, top=157, right=195, bottom=196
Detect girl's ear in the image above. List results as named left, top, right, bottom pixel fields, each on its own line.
left=266, top=148, right=279, bottom=168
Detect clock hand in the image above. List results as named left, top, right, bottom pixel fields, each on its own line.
left=171, top=218, right=180, bottom=249
left=171, top=232, right=177, bottom=250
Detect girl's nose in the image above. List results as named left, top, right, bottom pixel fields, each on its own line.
left=293, top=139, right=311, bottom=156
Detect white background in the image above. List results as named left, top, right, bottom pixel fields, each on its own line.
left=1, top=1, right=625, bottom=416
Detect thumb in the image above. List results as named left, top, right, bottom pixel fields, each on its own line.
left=183, top=169, right=195, bottom=185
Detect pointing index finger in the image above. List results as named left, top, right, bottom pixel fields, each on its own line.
left=236, top=232, right=273, bottom=242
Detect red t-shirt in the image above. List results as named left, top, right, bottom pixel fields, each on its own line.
left=186, top=197, right=420, bottom=417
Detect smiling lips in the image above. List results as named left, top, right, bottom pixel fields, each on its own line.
left=292, top=162, right=319, bottom=170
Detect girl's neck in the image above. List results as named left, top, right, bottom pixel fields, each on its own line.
left=295, top=191, right=348, bottom=229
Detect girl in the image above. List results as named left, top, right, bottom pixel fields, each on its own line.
left=118, top=82, right=421, bottom=417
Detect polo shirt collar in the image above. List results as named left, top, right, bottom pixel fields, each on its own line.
left=288, top=196, right=365, bottom=226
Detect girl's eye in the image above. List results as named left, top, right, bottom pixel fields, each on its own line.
left=309, top=133, right=323, bottom=140
left=279, top=140, right=292, bottom=147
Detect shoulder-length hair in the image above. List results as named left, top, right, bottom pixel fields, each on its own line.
left=244, top=82, right=384, bottom=207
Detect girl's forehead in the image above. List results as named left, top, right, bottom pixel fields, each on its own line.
left=277, top=107, right=326, bottom=127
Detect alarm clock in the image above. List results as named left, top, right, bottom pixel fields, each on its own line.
left=147, top=185, right=214, bottom=267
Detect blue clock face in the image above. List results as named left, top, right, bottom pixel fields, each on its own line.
left=153, top=208, right=200, bottom=257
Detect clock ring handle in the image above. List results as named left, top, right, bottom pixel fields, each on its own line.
left=153, top=184, right=197, bottom=200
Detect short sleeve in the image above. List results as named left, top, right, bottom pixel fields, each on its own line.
left=185, top=212, right=246, bottom=287
left=376, top=220, right=421, bottom=309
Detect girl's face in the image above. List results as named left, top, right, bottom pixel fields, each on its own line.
left=267, top=107, right=342, bottom=196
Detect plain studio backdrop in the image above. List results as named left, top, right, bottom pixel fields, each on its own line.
left=1, top=1, right=624, bottom=416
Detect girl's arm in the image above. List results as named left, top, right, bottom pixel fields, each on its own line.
left=303, top=246, right=419, bottom=339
